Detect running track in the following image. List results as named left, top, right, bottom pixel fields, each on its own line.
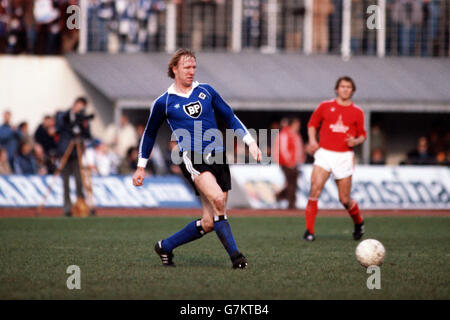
left=0, top=208, right=449, bottom=218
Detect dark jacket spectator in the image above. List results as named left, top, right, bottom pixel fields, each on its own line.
left=406, top=136, right=436, bottom=165
left=0, top=111, right=21, bottom=164
left=34, top=115, right=57, bottom=154
left=56, top=98, right=92, bottom=160
left=118, top=146, right=138, bottom=175
left=13, top=141, right=37, bottom=174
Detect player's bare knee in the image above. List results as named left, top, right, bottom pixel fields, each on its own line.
left=213, top=194, right=226, bottom=214
left=310, top=185, right=322, bottom=199
left=339, top=196, right=351, bottom=208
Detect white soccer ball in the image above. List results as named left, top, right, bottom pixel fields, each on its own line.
left=355, top=239, right=386, bottom=267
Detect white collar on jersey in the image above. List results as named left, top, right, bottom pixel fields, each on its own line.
left=167, top=81, right=200, bottom=98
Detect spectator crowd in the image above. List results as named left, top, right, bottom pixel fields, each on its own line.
left=0, top=0, right=448, bottom=56
left=0, top=108, right=183, bottom=177
left=1, top=107, right=449, bottom=177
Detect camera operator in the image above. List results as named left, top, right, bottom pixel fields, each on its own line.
left=56, top=97, right=94, bottom=217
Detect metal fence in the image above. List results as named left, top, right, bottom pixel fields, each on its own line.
left=0, top=0, right=448, bottom=57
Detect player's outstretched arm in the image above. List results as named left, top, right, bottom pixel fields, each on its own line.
left=132, top=167, right=146, bottom=186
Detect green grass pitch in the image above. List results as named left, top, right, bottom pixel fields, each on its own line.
left=0, top=216, right=449, bottom=300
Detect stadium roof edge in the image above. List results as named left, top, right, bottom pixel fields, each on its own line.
left=66, top=53, right=450, bottom=112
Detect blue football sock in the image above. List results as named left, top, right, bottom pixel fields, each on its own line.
left=214, top=215, right=239, bottom=257
left=161, top=219, right=205, bottom=252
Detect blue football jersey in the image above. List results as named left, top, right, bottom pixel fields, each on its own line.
left=138, top=82, right=251, bottom=162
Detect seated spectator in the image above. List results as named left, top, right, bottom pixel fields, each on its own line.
left=90, top=139, right=120, bottom=176
left=0, top=147, right=12, bottom=175
left=13, top=141, right=37, bottom=174
left=18, top=121, right=33, bottom=144
left=435, top=150, right=450, bottom=167
left=164, top=140, right=182, bottom=176
left=33, top=143, right=56, bottom=175
left=118, top=146, right=138, bottom=175
left=370, top=148, right=386, bottom=165
left=104, top=114, right=138, bottom=160
left=406, top=136, right=436, bottom=165
left=34, top=115, right=57, bottom=155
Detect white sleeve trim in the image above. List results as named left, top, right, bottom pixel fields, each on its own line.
left=243, top=133, right=255, bottom=146
left=137, top=158, right=148, bottom=168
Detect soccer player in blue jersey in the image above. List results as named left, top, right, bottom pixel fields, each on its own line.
left=132, top=49, right=262, bottom=269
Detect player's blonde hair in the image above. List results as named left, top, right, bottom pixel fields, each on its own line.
left=167, top=48, right=196, bottom=79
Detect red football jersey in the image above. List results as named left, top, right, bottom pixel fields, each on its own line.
left=307, top=99, right=366, bottom=152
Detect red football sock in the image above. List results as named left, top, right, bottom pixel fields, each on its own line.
left=348, top=201, right=363, bottom=224
left=305, top=199, right=318, bottom=234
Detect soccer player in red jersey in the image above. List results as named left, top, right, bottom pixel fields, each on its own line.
left=303, top=76, right=366, bottom=241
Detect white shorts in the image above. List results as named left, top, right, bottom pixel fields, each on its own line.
left=313, top=148, right=355, bottom=180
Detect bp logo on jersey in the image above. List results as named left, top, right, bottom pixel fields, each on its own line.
left=183, top=101, right=202, bottom=118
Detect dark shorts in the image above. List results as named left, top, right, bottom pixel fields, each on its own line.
left=179, top=151, right=231, bottom=196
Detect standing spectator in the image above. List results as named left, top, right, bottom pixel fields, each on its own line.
left=0, top=110, right=21, bottom=166
left=13, top=140, right=37, bottom=174
left=61, top=0, right=80, bottom=53
left=0, top=0, right=8, bottom=52
left=96, top=0, right=114, bottom=51
left=284, top=0, right=305, bottom=52
left=406, top=136, right=436, bottom=165
left=104, top=114, right=138, bottom=160
left=328, top=0, right=342, bottom=53
left=420, top=0, right=440, bottom=56
left=392, top=0, right=423, bottom=56
left=115, top=0, right=139, bottom=52
left=34, top=115, right=57, bottom=155
left=350, top=0, right=365, bottom=55
left=6, top=0, right=26, bottom=54
left=34, top=0, right=60, bottom=54
left=313, top=0, right=333, bottom=53
left=191, top=0, right=216, bottom=51
left=0, top=147, right=12, bottom=175
left=136, top=0, right=165, bottom=51
left=273, top=118, right=305, bottom=209
left=23, top=0, right=36, bottom=53
left=243, top=0, right=260, bottom=49
left=56, top=97, right=91, bottom=216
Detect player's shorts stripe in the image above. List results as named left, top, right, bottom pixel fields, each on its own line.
left=182, top=151, right=200, bottom=180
